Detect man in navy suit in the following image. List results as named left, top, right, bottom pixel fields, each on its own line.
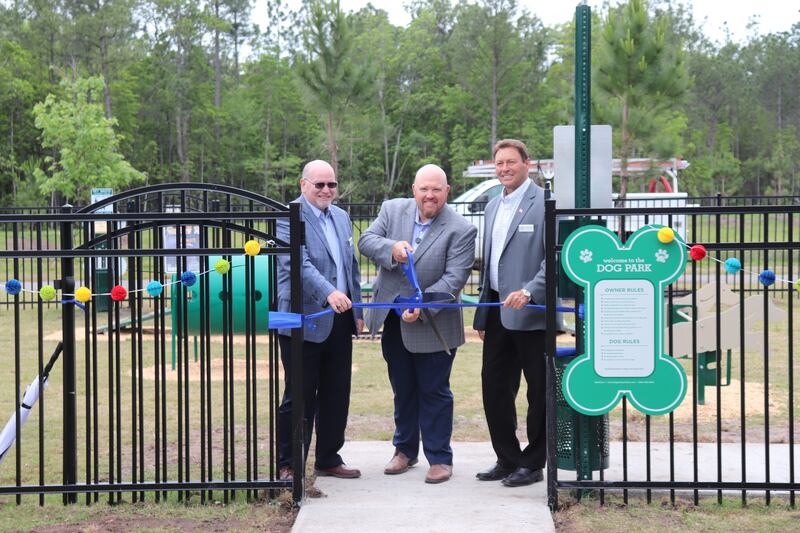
left=276, top=160, right=363, bottom=482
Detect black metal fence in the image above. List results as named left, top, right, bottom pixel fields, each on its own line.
left=0, top=184, right=306, bottom=504
left=545, top=200, right=799, bottom=508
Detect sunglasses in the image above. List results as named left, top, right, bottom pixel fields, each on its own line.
left=304, top=178, right=338, bottom=190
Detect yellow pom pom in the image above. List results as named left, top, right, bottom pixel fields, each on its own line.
left=244, top=239, right=261, bottom=256
left=657, top=227, right=675, bottom=244
left=74, top=286, right=92, bottom=303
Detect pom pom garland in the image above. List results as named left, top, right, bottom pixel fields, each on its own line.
left=181, top=271, right=197, bottom=287
left=689, top=244, right=707, bottom=261
left=110, top=285, right=128, bottom=302
left=214, top=258, right=231, bottom=275
left=147, top=280, right=163, bottom=297
left=657, top=227, right=675, bottom=244
left=244, top=240, right=261, bottom=256
left=75, top=286, right=92, bottom=303
left=39, top=285, right=57, bottom=301
left=724, top=257, right=742, bottom=274
left=759, top=269, right=776, bottom=287
left=4, top=279, right=22, bottom=296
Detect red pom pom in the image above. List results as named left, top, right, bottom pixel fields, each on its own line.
left=110, top=285, right=128, bottom=302
left=689, top=244, right=707, bottom=261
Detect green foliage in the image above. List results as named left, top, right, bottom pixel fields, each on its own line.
left=0, top=0, right=798, bottom=204
left=595, top=0, right=689, bottom=196
left=32, top=76, right=144, bottom=203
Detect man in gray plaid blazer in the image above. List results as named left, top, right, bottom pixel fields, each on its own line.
left=359, top=164, right=476, bottom=484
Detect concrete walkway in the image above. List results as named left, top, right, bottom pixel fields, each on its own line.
left=292, top=441, right=554, bottom=533
left=292, top=440, right=800, bottom=532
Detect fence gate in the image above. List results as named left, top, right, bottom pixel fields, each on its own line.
left=0, top=184, right=307, bottom=504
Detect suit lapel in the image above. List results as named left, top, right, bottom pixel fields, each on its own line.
left=483, top=197, right=500, bottom=266
left=399, top=200, right=416, bottom=247
left=502, top=180, right=537, bottom=252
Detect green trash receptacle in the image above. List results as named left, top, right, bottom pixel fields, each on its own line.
left=554, top=351, right=609, bottom=476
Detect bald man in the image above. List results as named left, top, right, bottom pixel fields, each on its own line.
left=276, top=160, right=363, bottom=482
left=359, top=164, right=476, bottom=484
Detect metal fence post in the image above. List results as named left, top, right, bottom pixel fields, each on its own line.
left=545, top=196, right=558, bottom=511
left=60, top=203, right=77, bottom=504
left=289, top=201, right=305, bottom=504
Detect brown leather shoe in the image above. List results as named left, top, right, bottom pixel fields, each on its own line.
left=425, top=464, right=453, bottom=484
left=278, top=466, right=293, bottom=482
left=314, top=464, right=361, bottom=479
left=384, top=450, right=419, bottom=475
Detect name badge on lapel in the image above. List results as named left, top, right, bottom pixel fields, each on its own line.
left=519, top=224, right=535, bottom=233
left=348, top=236, right=353, bottom=247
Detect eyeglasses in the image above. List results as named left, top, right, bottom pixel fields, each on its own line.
left=304, top=178, right=338, bottom=190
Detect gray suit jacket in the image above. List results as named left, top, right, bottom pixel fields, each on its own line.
left=358, top=198, right=476, bottom=353
left=276, top=196, right=362, bottom=342
left=473, top=179, right=548, bottom=332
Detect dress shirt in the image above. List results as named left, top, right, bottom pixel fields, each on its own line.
left=489, top=179, right=530, bottom=292
left=305, top=199, right=347, bottom=294
left=412, top=208, right=433, bottom=247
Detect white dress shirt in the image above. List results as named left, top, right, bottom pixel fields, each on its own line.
left=489, top=180, right=530, bottom=292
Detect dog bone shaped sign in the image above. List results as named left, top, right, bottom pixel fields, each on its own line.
left=560, top=225, right=688, bottom=416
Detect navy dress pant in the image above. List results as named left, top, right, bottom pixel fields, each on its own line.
left=382, top=312, right=455, bottom=466
left=277, top=309, right=353, bottom=469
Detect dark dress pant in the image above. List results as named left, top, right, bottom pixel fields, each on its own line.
left=481, top=293, right=546, bottom=470
left=277, top=309, right=353, bottom=469
left=382, top=312, right=455, bottom=465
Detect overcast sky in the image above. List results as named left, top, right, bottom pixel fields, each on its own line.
left=252, top=0, right=800, bottom=45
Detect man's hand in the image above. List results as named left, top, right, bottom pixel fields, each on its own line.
left=391, top=241, right=413, bottom=263
left=502, top=289, right=530, bottom=310
left=327, top=290, right=352, bottom=313
left=355, top=318, right=364, bottom=334
left=476, top=329, right=485, bottom=341
left=401, top=308, right=421, bottom=323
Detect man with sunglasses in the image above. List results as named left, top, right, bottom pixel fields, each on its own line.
left=275, top=159, right=363, bottom=482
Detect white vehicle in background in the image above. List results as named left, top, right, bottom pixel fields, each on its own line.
left=451, top=157, right=690, bottom=263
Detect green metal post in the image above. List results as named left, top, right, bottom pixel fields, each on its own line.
left=574, top=3, right=592, bottom=486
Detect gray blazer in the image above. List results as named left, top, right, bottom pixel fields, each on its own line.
left=276, top=196, right=362, bottom=342
left=473, top=179, right=548, bottom=332
left=358, top=198, right=476, bottom=353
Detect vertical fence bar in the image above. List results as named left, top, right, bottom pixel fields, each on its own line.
left=290, top=201, right=305, bottom=504
left=715, top=194, right=723, bottom=504
left=788, top=211, right=795, bottom=508
left=36, top=223, right=45, bottom=506
left=762, top=212, right=771, bottom=505
left=12, top=223, right=21, bottom=504
left=544, top=197, right=558, bottom=510
left=739, top=212, right=747, bottom=505
left=60, top=204, right=77, bottom=504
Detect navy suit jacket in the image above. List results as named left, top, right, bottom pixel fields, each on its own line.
left=276, top=196, right=362, bottom=342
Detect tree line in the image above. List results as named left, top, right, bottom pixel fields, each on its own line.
left=0, top=0, right=798, bottom=206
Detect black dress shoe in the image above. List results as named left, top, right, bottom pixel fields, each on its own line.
left=476, top=463, right=516, bottom=481
left=502, top=467, right=543, bottom=487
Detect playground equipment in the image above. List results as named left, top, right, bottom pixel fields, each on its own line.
left=667, top=282, right=787, bottom=404
left=171, top=255, right=270, bottom=368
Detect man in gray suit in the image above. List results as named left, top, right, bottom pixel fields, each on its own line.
left=359, top=164, right=476, bottom=484
left=473, top=139, right=548, bottom=487
left=276, top=160, right=363, bottom=482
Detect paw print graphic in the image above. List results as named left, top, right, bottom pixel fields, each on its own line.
left=655, top=249, right=669, bottom=263
left=579, top=249, right=593, bottom=263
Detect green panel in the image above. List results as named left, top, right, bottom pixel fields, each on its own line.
left=171, top=255, right=270, bottom=335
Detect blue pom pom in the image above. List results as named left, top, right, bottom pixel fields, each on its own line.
left=147, top=280, right=164, bottom=297
left=759, top=269, right=776, bottom=287
left=4, top=279, right=21, bottom=296
left=724, top=257, right=741, bottom=274
left=180, top=271, right=197, bottom=287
